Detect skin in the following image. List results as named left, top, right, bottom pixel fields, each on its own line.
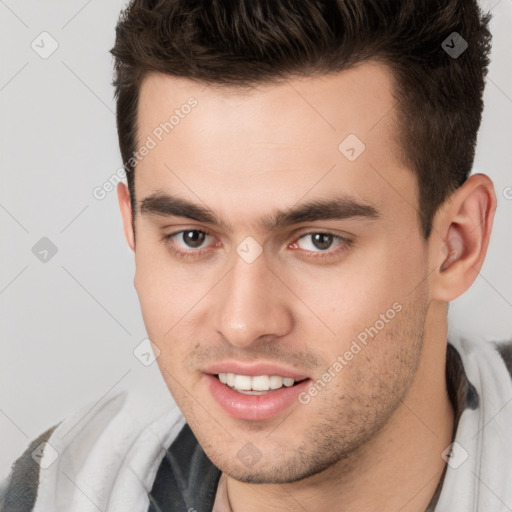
left=117, top=61, right=496, bottom=511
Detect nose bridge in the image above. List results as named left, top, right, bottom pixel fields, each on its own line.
left=215, top=251, right=292, bottom=346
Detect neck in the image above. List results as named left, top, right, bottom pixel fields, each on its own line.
left=225, top=302, right=454, bottom=512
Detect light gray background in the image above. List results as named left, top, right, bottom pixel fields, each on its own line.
left=1, top=0, right=511, bottom=479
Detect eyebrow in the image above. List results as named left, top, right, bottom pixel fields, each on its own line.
left=139, top=191, right=380, bottom=231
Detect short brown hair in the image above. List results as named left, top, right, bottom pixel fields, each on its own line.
left=110, top=0, right=492, bottom=239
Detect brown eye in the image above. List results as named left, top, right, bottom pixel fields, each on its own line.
left=296, top=233, right=341, bottom=252
left=311, top=233, right=334, bottom=250
left=164, top=229, right=214, bottom=256
left=181, top=230, right=206, bottom=248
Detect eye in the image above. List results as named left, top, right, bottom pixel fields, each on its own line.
left=297, top=233, right=337, bottom=251
left=292, top=232, right=351, bottom=256
left=162, top=229, right=352, bottom=262
left=164, top=230, right=216, bottom=258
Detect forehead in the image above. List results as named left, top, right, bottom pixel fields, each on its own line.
left=134, top=62, right=417, bottom=230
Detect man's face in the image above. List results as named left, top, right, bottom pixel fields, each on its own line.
left=130, top=62, right=433, bottom=483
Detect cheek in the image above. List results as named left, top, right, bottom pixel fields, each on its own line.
left=133, top=239, right=212, bottom=371
left=134, top=240, right=182, bottom=337
left=292, top=240, right=425, bottom=342
left=134, top=254, right=199, bottom=403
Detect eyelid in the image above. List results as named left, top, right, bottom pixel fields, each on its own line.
left=291, top=231, right=353, bottom=256
left=167, top=228, right=215, bottom=247
left=162, top=228, right=215, bottom=261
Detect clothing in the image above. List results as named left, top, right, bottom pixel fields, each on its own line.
left=1, top=335, right=511, bottom=512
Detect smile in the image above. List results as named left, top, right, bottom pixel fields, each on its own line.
left=206, top=373, right=311, bottom=421
left=217, top=372, right=304, bottom=393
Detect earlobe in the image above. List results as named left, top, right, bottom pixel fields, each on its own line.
left=117, top=182, right=135, bottom=251
left=430, top=173, right=496, bottom=302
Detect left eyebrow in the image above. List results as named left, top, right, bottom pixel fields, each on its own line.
left=139, top=191, right=380, bottom=232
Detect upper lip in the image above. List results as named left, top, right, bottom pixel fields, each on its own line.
left=204, top=361, right=310, bottom=381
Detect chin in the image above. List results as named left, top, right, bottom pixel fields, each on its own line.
left=209, top=445, right=343, bottom=485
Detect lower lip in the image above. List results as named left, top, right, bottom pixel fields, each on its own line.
left=205, top=374, right=311, bottom=421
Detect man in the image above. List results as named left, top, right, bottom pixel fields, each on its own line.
left=1, top=0, right=511, bottom=511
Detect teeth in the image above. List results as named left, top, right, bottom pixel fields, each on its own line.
left=269, top=375, right=284, bottom=389
left=217, top=373, right=298, bottom=392
left=234, top=374, right=252, bottom=390
left=252, top=375, right=270, bottom=391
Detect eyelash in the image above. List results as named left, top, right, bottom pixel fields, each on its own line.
left=162, top=229, right=353, bottom=261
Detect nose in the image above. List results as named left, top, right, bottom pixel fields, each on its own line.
left=214, top=250, right=293, bottom=348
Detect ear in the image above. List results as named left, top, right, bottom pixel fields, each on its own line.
left=117, top=182, right=135, bottom=251
left=429, top=173, right=497, bottom=302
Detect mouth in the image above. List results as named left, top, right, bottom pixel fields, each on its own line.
left=215, top=372, right=309, bottom=395
left=205, top=371, right=312, bottom=421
